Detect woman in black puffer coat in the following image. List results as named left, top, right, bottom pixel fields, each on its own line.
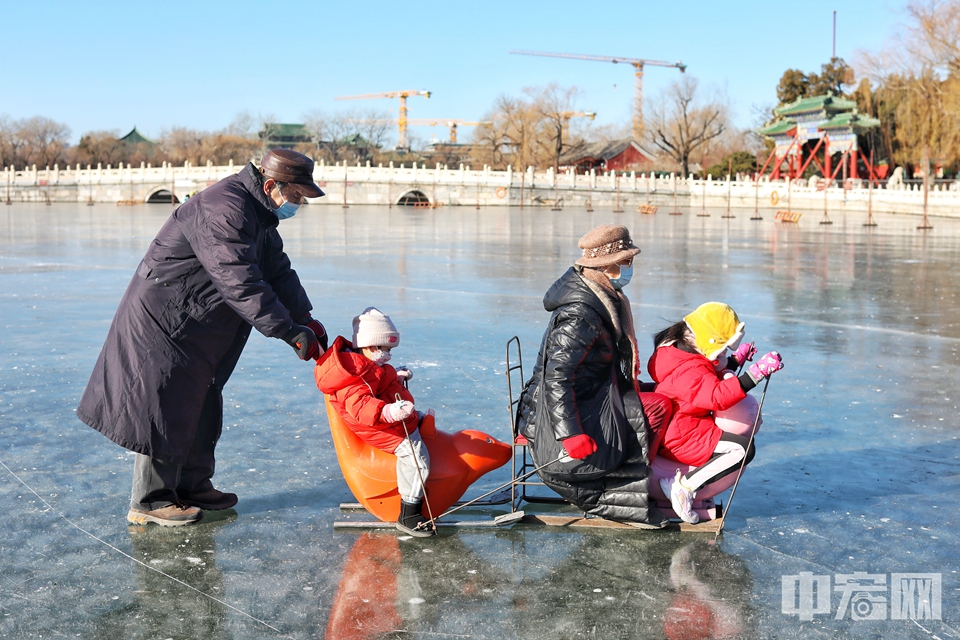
left=516, top=224, right=673, bottom=526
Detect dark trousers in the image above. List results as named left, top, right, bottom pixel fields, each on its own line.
left=130, top=387, right=223, bottom=511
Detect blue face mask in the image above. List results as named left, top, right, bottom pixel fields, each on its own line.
left=273, top=185, right=300, bottom=220
left=609, top=263, right=633, bottom=291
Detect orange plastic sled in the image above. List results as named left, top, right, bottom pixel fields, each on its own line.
left=323, top=397, right=512, bottom=522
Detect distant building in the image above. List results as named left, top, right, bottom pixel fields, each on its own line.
left=118, top=126, right=157, bottom=148
left=560, top=139, right=656, bottom=173
left=259, top=123, right=314, bottom=150
left=758, top=92, right=880, bottom=180
left=114, top=126, right=159, bottom=164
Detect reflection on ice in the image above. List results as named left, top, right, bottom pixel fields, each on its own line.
left=2, top=203, right=960, bottom=637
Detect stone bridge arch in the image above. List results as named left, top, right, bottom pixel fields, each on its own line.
left=395, top=189, right=430, bottom=206
left=145, top=188, right=180, bottom=204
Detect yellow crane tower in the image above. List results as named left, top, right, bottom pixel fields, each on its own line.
left=510, top=50, right=685, bottom=142
left=334, top=90, right=431, bottom=150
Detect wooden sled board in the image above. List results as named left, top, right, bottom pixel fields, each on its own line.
left=333, top=514, right=724, bottom=533
left=518, top=514, right=724, bottom=533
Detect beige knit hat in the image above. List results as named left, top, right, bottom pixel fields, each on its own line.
left=574, top=224, right=641, bottom=268
left=352, top=307, right=400, bottom=349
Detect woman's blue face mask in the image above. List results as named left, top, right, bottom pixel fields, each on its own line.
left=609, top=263, right=633, bottom=291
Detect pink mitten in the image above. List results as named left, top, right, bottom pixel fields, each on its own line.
left=732, top=342, right=757, bottom=366
left=381, top=400, right=415, bottom=423
left=562, top=433, right=598, bottom=460
left=748, top=351, right=783, bottom=383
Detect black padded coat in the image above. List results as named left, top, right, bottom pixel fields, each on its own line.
left=516, top=267, right=663, bottom=525
left=76, top=163, right=312, bottom=464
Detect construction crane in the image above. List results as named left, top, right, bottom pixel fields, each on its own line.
left=334, top=90, right=431, bottom=150
left=405, top=119, right=488, bottom=144
left=353, top=118, right=488, bottom=145
left=510, top=50, right=686, bottom=142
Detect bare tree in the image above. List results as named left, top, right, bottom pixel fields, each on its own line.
left=161, top=127, right=207, bottom=165
left=224, top=111, right=256, bottom=138
left=904, top=0, right=960, bottom=75
left=526, top=84, right=583, bottom=170
left=0, top=116, right=27, bottom=168
left=647, top=76, right=729, bottom=177
left=18, top=116, right=71, bottom=167
left=75, top=129, right=125, bottom=166
left=301, top=108, right=329, bottom=159
left=853, top=0, right=960, bottom=169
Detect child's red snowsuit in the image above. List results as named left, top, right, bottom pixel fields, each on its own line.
left=314, top=335, right=415, bottom=452
left=647, top=345, right=747, bottom=467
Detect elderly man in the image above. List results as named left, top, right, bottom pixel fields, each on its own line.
left=78, top=149, right=327, bottom=526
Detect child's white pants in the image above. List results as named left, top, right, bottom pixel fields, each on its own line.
left=393, top=429, right=430, bottom=503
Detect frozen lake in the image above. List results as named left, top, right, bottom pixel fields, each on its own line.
left=1, top=202, right=958, bottom=638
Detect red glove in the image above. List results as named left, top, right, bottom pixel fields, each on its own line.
left=561, top=434, right=597, bottom=460
left=302, top=317, right=328, bottom=353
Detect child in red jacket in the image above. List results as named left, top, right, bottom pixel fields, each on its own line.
left=649, top=302, right=783, bottom=524
left=315, top=307, right=435, bottom=537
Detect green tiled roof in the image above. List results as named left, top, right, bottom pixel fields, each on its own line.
left=260, top=123, right=312, bottom=141
left=819, top=111, right=880, bottom=131
left=775, top=93, right=857, bottom=117
left=118, top=127, right=155, bottom=145
left=758, top=120, right=797, bottom=136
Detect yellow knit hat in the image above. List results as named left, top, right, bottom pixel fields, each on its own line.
left=683, top=302, right=745, bottom=361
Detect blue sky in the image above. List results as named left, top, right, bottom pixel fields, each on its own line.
left=2, top=1, right=906, bottom=145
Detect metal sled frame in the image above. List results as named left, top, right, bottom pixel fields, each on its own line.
left=333, top=336, right=723, bottom=533
left=505, top=336, right=570, bottom=511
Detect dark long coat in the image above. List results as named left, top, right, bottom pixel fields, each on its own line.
left=77, top=163, right=312, bottom=464
left=516, top=267, right=662, bottom=524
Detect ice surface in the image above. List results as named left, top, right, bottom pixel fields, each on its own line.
left=1, top=203, right=958, bottom=638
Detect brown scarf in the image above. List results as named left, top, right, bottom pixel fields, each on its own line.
left=578, top=267, right=642, bottom=388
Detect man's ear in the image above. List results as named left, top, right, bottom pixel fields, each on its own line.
left=263, top=178, right=275, bottom=194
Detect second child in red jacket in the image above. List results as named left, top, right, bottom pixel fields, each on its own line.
left=315, top=307, right=435, bottom=537
left=649, top=302, right=783, bottom=524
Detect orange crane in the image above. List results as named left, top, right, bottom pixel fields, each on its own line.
left=334, top=90, right=431, bottom=149
left=510, top=50, right=685, bottom=142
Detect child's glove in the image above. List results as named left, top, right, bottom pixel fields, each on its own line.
left=747, top=351, right=783, bottom=383
left=561, top=433, right=598, bottom=460
left=732, top=342, right=757, bottom=366
left=381, top=400, right=415, bottom=423
left=396, top=366, right=413, bottom=381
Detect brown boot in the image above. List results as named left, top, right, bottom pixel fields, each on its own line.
left=127, top=503, right=203, bottom=527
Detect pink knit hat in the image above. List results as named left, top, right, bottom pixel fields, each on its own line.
left=352, top=307, right=400, bottom=349
left=574, top=224, right=640, bottom=268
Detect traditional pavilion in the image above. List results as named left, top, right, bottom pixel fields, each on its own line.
left=758, top=92, right=880, bottom=181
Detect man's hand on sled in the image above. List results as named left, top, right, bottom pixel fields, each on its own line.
left=382, top=399, right=415, bottom=423
left=396, top=366, right=413, bottom=381
left=562, top=433, right=598, bottom=460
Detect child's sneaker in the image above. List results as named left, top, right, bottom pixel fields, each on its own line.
left=660, top=470, right=699, bottom=524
